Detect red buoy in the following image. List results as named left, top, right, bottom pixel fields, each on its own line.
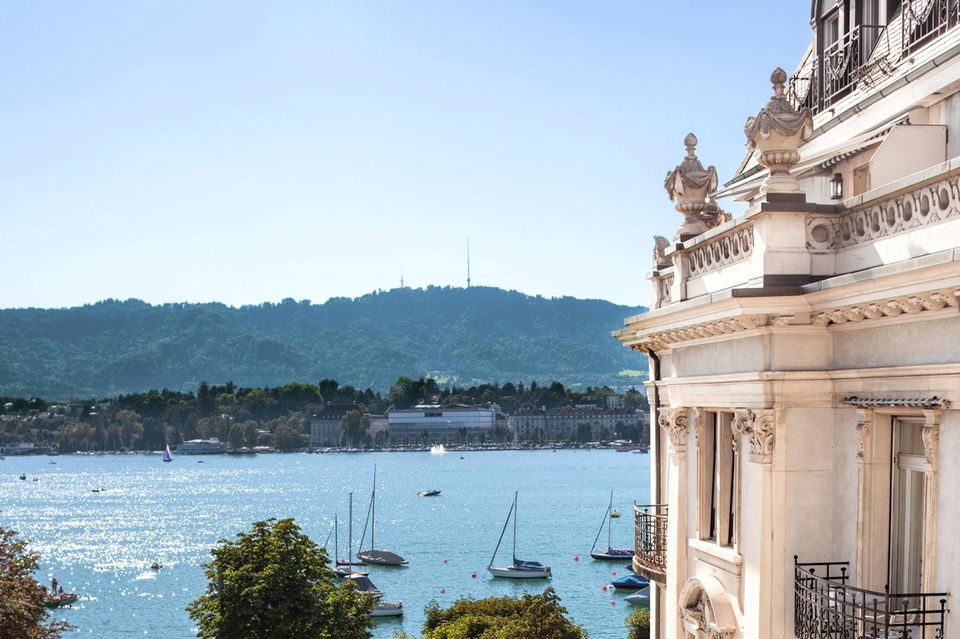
left=601, top=585, right=608, bottom=591
left=612, top=571, right=618, bottom=576
left=611, top=599, right=617, bottom=605
left=440, top=587, right=446, bottom=593
left=573, top=555, right=580, bottom=561
left=443, top=559, right=449, bottom=564
left=471, top=572, right=477, bottom=578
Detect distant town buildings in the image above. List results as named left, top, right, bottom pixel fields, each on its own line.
left=176, top=438, right=226, bottom=455
left=0, top=442, right=36, bottom=455
left=508, top=406, right=647, bottom=442
left=309, top=402, right=361, bottom=447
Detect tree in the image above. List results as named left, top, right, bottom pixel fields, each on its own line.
left=186, top=518, right=372, bottom=639
left=396, top=588, right=585, bottom=639
left=338, top=411, right=369, bottom=448
left=0, top=527, right=69, bottom=639
left=275, top=424, right=305, bottom=451
left=626, top=608, right=651, bottom=639
left=227, top=422, right=244, bottom=450
left=576, top=422, right=593, bottom=443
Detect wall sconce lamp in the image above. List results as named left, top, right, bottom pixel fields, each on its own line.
left=830, top=173, right=843, bottom=200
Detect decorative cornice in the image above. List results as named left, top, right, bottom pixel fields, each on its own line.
left=648, top=314, right=770, bottom=351
left=813, top=290, right=959, bottom=327
left=731, top=409, right=775, bottom=464
left=841, top=395, right=949, bottom=409
left=658, top=407, right=690, bottom=454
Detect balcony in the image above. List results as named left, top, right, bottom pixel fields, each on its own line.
left=633, top=503, right=667, bottom=583
left=794, top=558, right=949, bottom=639
left=903, top=0, right=960, bottom=57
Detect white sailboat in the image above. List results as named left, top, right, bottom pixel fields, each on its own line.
left=342, top=573, right=404, bottom=617
left=357, top=466, right=408, bottom=566
left=487, top=491, right=551, bottom=579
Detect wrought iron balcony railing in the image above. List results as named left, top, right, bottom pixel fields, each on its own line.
left=633, top=503, right=667, bottom=583
left=794, top=557, right=949, bottom=639
left=903, top=0, right=960, bottom=57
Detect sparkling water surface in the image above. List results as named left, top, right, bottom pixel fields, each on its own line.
left=0, top=450, right=648, bottom=638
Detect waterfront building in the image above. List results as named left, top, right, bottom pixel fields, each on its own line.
left=308, top=402, right=361, bottom=447
left=386, top=404, right=501, bottom=443
left=508, top=406, right=646, bottom=443
left=176, top=438, right=227, bottom=455
left=617, top=4, right=960, bottom=637
left=0, top=442, right=36, bottom=455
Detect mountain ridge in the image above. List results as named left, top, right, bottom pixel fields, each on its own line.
left=0, top=286, right=647, bottom=398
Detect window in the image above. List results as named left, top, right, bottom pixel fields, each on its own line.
left=890, top=418, right=926, bottom=594
left=698, top=411, right=737, bottom=547
left=823, top=11, right=841, bottom=48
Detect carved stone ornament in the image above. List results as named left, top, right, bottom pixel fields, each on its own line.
left=658, top=407, right=690, bottom=454
left=744, top=68, right=813, bottom=193
left=652, top=235, right=671, bottom=271
left=664, top=133, right=719, bottom=238
left=731, top=409, right=776, bottom=463
left=855, top=419, right=872, bottom=459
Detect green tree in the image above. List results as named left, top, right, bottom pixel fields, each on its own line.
left=275, top=424, right=305, bottom=451
left=626, top=608, right=650, bottom=639
left=576, top=423, right=593, bottom=443
left=396, top=588, right=585, bottom=639
left=186, top=518, right=372, bottom=639
left=0, top=527, right=69, bottom=639
left=241, top=420, right=258, bottom=448
left=338, top=410, right=369, bottom=448
left=227, top=422, right=244, bottom=450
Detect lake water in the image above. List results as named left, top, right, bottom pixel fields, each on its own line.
left=0, top=450, right=649, bottom=639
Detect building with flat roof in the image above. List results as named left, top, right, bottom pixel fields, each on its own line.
left=508, top=406, right=646, bottom=442
left=387, top=404, right=502, bottom=443
left=309, top=402, right=360, bottom=447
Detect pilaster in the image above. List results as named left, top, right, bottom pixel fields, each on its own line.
left=658, top=407, right=690, bottom=639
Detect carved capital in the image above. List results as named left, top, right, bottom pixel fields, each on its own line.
left=658, top=407, right=690, bottom=454
left=922, top=410, right=941, bottom=471
left=730, top=409, right=776, bottom=463
left=856, top=418, right=872, bottom=460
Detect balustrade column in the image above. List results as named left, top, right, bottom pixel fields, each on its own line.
left=658, top=407, right=691, bottom=639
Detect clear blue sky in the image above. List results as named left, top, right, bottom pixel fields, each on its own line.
left=0, top=1, right=812, bottom=309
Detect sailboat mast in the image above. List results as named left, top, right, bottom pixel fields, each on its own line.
left=608, top=489, right=613, bottom=549
left=489, top=497, right=515, bottom=568
left=348, top=492, right=353, bottom=564
left=512, top=491, right=518, bottom=563
left=371, top=465, right=376, bottom=551
left=334, top=514, right=339, bottom=564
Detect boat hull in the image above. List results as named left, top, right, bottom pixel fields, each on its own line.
left=358, top=550, right=408, bottom=566
left=371, top=602, right=404, bottom=617
left=590, top=547, right=634, bottom=561
left=624, top=589, right=650, bottom=605
left=487, top=565, right=552, bottom=579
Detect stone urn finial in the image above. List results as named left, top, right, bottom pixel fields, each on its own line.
left=744, top=67, right=814, bottom=194
left=664, top=132, right=718, bottom=238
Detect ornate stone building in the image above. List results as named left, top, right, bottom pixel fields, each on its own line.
left=619, top=3, right=960, bottom=637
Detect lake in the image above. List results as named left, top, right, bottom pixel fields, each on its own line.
left=0, top=449, right=649, bottom=638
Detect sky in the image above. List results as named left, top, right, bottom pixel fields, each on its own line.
left=0, top=1, right=812, bottom=309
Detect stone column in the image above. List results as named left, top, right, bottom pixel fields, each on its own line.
left=855, top=410, right=888, bottom=590
left=659, top=407, right=690, bottom=639
left=921, top=409, right=940, bottom=594
left=733, top=409, right=776, bottom=639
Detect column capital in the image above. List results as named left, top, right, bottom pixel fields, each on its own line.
left=732, top=408, right=776, bottom=464
left=658, top=407, right=690, bottom=454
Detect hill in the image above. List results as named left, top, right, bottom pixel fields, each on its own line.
left=0, top=286, right=646, bottom=398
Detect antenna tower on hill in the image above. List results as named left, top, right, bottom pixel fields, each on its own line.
left=467, top=238, right=471, bottom=288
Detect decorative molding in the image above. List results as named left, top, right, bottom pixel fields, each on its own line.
left=922, top=424, right=940, bottom=470
left=855, top=418, right=872, bottom=459
left=813, top=290, right=960, bottom=327
left=841, top=395, right=950, bottom=409
left=687, top=225, right=754, bottom=278
left=691, top=408, right=705, bottom=448
left=806, top=171, right=960, bottom=251
left=658, top=407, right=690, bottom=454
left=730, top=409, right=775, bottom=464
left=648, top=314, right=769, bottom=351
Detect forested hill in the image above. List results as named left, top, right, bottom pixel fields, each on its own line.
left=0, top=287, right=647, bottom=398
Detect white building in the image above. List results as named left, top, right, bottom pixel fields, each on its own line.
left=387, top=404, right=500, bottom=442
left=618, top=3, right=960, bottom=638
left=176, top=438, right=226, bottom=455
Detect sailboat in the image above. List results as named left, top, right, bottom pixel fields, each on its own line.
left=487, top=491, right=551, bottom=579
left=341, top=573, right=404, bottom=617
left=357, top=466, right=408, bottom=566
left=162, top=446, right=173, bottom=463
left=590, top=490, right=634, bottom=560
left=337, top=493, right=366, bottom=574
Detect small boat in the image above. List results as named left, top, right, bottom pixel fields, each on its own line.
left=612, top=573, right=649, bottom=590
left=624, top=589, right=651, bottom=605
left=342, top=573, right=403, bottom=617
left=610, top=510, right=621, bottom=518
left=590, top=490, right=634, bottom=561
left=48, top=461, right=57, bottom=465
left=32, top=477, right=39, bottom=482
left=162, top=446, right=173, bottom=463
left=417, top=489, right=441, bottom=497
left=357, top=466, right=407, bottom=566
left=150, top=562, right=162, bottom=570
left=18, top=474, right=26, bottom=480
left=44, top=592, right=78, bottom=608
left=487, top=492, right=551, bottom=579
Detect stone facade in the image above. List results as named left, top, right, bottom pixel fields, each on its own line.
left=619, top=6, right=960, bottom=638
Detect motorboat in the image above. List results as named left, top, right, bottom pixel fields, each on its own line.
left=624, top=589, right=651, bottom=605
left=18, top=474, right=26, bottom=480
left=487, top=491, right=551, bottom=579
left=612, top=573, right=649, bottom=590
left=417, top=489, right=441, bottom=497
left=590, top=490, right=634, bottom=560
left=357, top=466, right=408, bottom=566
left=342, top=573, right=404, bottom=617
left=610, top=510, right=621, bottom=518
left=44, top=592, right=78, bottom=608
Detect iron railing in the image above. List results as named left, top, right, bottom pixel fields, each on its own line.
left=634, top=503, right=667, bottom=581
left=794, top=557, right=949, bottom=638
left=903, top=0, right=960, bottom=56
